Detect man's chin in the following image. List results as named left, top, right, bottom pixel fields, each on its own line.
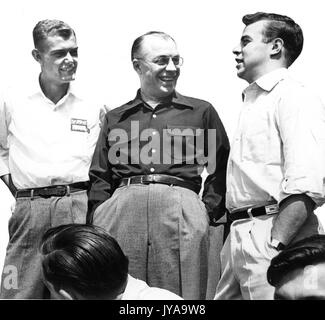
left=236, top=69, right=245, bottom=79
left=160, top=85, right=175, bottom=95
left=60, top=74, right=76, bottom=82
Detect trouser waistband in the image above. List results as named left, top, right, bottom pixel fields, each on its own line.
left=15, top=181, right=89, bottom=199
left=118, top=174, right=201, bottom=194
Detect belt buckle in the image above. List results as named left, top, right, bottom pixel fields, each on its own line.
left=265, top=204, right=279, bottom=215
left=144, top=175, right=154, bottom=184
left=55, top=186, right=67, bottom=197
left=38, top=188, right=52, bottom=198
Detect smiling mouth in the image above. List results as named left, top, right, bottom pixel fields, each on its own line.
left=60, top=63, right=76, bottom=72
left=160, top=77, right=176, bottom=82
left=235, top=59, right=243, bottom=68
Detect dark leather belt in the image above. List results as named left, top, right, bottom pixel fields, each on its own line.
left=229, top=203, right=279, bottom=222
left=118, top=174, right=201, bottom=194
left=15, top=181, right=90, bottom=199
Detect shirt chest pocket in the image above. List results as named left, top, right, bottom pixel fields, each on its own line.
left=164, top=125, right=201, bottom=163
left=69, top=118, right=90, bottom=160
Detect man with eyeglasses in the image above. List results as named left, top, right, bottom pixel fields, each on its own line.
left=0, top=19, right=106, bottom=299
left=87, top=31, right=230, bottom=299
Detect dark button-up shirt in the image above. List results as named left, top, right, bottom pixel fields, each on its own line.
left=88, top=90, right=230, bottom=223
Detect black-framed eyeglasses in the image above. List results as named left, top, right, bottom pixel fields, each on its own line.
left=136, top=55, right=184, bottom=67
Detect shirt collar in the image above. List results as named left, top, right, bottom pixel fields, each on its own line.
left=28, top=74, right=78, bottom=103
left=242, top=68, right=289, bottom=100
left=255, top=67, right=289, bottom=91
left=121, top=275, right=146, bottom=300
left=118, top=89, right=195, bottom=114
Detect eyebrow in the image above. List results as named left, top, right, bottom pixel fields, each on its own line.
left=153, top=54, right=180, bottom=58
left=240, top=35, right=252, bottom=42
left=50, top=48, right=78, bottom=54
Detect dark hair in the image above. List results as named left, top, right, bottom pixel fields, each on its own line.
left=40, top=224, right=129, bottom=298
left=242, top=12, right=303, bottom=66
left=131, top=31, right=176, bottom=60
left=33, top=19, right=76, bottom=52
left=267, top=235, right=325, bottom=287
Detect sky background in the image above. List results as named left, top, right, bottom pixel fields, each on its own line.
left=1, top=0, right=325, bottom=273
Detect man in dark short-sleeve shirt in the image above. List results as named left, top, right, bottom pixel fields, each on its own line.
left=87, top=31, right=230, bottom=299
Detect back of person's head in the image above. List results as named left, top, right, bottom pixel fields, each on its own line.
left=131, top=31, right=176, bottom=60
left=40, top=223, right=129, bottom=299
left=33, top=19, right=76, bottom=52
left=267, top=234, right=325, bottom=288
left=242, top=12, right=303, bottom=66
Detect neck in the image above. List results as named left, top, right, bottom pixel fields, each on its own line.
left=39, top=74, right=69, bottom=104
left=249, top=63, right=287, bottom=84
left=141, top=90, right=172, bottom=108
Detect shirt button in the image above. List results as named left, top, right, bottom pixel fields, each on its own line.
left=150, top=168, right=155, bottom=173
left=152, top=114, right=157, bottom=119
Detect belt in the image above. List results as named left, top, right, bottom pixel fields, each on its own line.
left=118, top=174, right=201, bottom=194
left=229, top=203, right=279, bottom=222
left=15, top=181, right=90, bottom=199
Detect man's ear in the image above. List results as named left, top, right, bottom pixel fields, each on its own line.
left=132, top=59, right=142, bottom=74
left=271, top=38, right=284, bottom=56
left=58, top=288, right=74, bottom=300
left=32, top=49, right=42, bottom=63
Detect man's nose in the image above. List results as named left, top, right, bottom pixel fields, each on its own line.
left=65, top=52, right=74, bottom=62
left=165, top=57, right=177, bottom=71
left=232, top=44, right=241, bottom=55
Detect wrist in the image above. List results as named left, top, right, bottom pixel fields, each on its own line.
left=270, top=237, right=285, bottom=251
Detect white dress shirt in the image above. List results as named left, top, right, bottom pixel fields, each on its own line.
left=122, top=275, right=183, bottom=300
left=226, top=68, right=325, bottom=213
left=0, top=80, right=107, bottom=189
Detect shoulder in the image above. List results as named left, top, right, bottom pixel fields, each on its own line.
left=175, top=92, right=214, bottom=110
left=276, top=76, right=324, bottom=112
left=123, top=276, right=183, bottom=300
left=110, top=99, right=137, bottom=114
left=103, top=99, right=139, bottom=122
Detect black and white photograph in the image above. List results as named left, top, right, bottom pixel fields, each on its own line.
left=0, top=0, right=325, bottom=308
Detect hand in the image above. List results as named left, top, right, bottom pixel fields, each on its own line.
left=10, top=200, right=16, bottom=213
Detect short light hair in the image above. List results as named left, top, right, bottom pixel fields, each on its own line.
left=131, top=31, right=176, bottom=60
left=33, top=19, right=76, bottom=52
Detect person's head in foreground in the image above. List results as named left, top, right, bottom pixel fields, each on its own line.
left=40, top=223, right=129, bottom=300
left=267, top=235, right=325, bottom=300
left=233, top=12, right=303, bottom=83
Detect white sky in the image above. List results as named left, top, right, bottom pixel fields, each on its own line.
left=0, top=0, right=325, bottom=272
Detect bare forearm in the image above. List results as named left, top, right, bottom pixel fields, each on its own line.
left=271, top=194, right=315, bottom=245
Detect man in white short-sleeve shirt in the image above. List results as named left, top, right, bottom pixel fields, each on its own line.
left=0, top=19, right=106, bottom=299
